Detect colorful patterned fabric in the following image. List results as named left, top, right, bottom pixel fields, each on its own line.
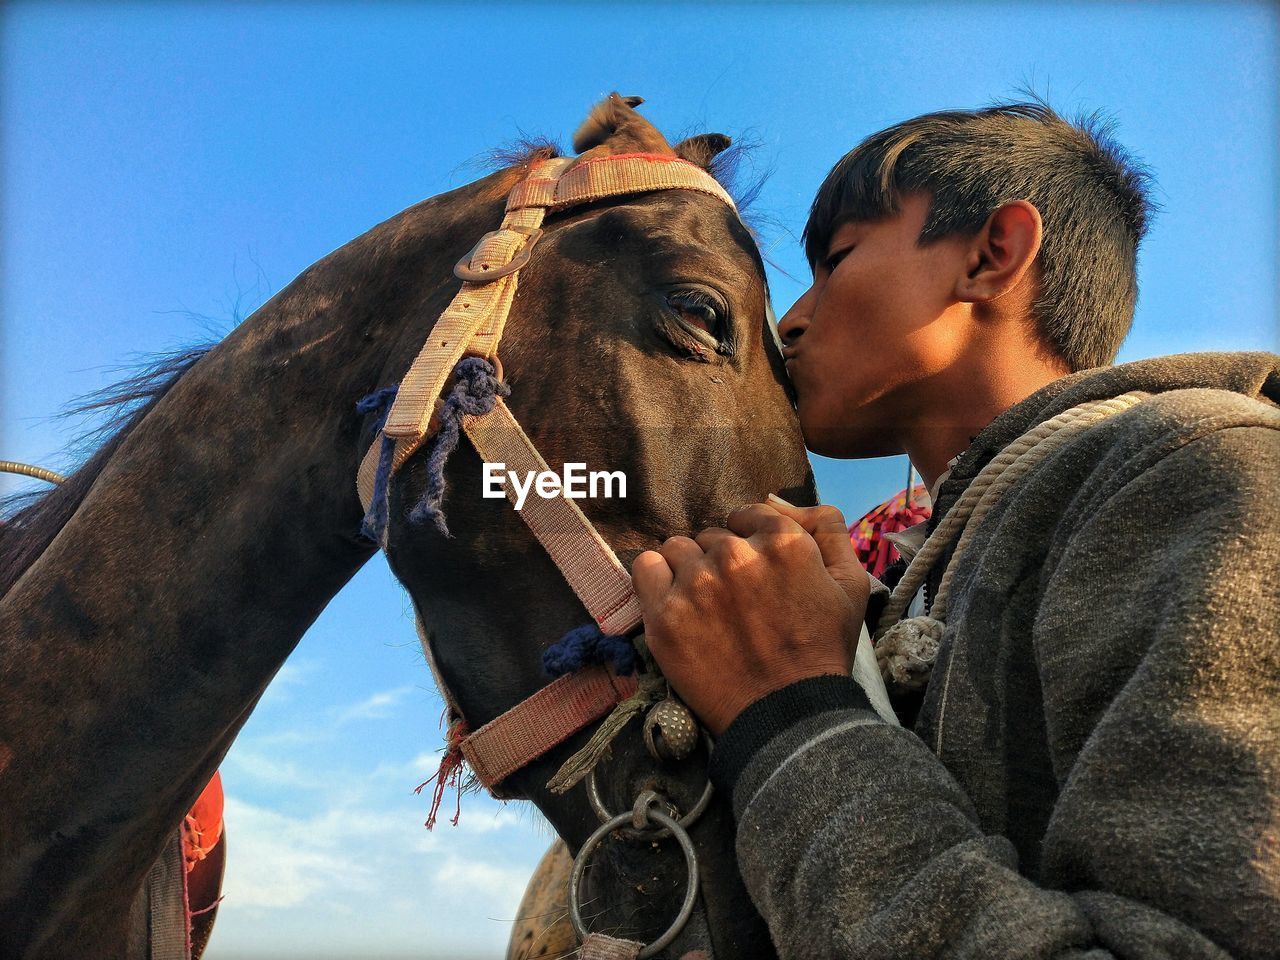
left=849, top=486, right=932, bottom=578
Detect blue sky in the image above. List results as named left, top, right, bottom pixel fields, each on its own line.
left=2, top=3, right=1276, bottom=958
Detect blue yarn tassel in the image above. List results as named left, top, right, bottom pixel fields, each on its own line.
left=409, top=357, right=510, bottom=537
left=357, top=385, right=400, bottom=543
left=543, top=623, right=637, bottom=678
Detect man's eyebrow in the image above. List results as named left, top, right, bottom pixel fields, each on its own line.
left=806, top=222, right=859, bottom=274
left=811, top=226, right=861, bottom=272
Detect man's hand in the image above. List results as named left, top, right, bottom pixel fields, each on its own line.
left=632, top=498, right=871, bottom=736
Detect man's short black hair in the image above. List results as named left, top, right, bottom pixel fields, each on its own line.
left=803, top=101, right=1154, bottom=371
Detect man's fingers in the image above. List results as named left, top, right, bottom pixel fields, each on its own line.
left=632, top=550, right=674, bottom=604
left=763, top=498, right=856, bottom=562
left=724, top=503, right=796, bottom=539
left=633, top=536, right=709, bottom=620
left=693, top=526, right=738, bottom=552
left=658, top=535, right=705, bottom=571
left=764, top=495, right=845, bottom=536
left=763, top=497, right=870, bottom=604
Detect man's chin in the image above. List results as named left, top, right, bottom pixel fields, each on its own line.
left=801, top=424, right=903, bottom=460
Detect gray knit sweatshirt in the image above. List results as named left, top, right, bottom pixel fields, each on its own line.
left=709, top=352, right=1280, bottom=960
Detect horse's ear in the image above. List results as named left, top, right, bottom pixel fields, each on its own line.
left=572, top=92, right=675, bottom=157
left=672, top=133, right=733, bottom=170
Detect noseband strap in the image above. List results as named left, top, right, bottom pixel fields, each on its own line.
left=460, top=665, right=639, bottom=789
left=359, top=152, right=738, bottom=794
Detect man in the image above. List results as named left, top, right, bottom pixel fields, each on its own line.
left=633, top=103, right=1279, bottom=958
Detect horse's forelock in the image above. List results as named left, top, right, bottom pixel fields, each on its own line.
left=483, top=137, right=562, bottom=172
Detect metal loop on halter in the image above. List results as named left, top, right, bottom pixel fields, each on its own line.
left=587, top=769, right=713, bottom=841
left=569, top=805, right=700, bottom=958
left=630, top=789, right=665, bottom=831
left=453, top=227, right=543, bottom=283
left=586, top=731, right=714, bottom=840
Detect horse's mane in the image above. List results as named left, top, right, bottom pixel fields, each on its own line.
left=0, top=347, right=212, bottom=599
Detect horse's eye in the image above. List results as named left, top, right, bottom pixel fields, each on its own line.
left=655, top=286, right=733, bottom=362
left=665, top=289, right=725, bottom=338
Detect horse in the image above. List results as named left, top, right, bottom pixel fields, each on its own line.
left=0, top=93, right=814, bottom=959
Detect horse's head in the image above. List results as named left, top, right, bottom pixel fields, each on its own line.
left=376, top=95, right=813, bottom=958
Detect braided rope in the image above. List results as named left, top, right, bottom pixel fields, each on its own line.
left=0, top=461, right=66, bottom=485
left=875, top=392, right=1150, bottom=689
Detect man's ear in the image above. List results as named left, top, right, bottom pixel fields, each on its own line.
left=956, top=200, right=1043, bottom=305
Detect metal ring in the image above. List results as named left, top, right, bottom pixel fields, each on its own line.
left=586, top=732, right=714, bottom=839
left=568, top=807, right=700, bottom=958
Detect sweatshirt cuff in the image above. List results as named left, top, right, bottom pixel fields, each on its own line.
left=709, top=674, right=872, bottom=799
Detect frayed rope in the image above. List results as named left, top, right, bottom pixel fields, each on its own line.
left=542, top=623, right=637, bottom=678
left=410, top=357, right=510, bottom=537
left=414, top=716, right=472, bottom=830
left=356, top=385, right=400, bottom=542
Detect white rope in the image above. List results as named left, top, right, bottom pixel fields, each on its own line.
left=875, top=392, right=1150, bottom=690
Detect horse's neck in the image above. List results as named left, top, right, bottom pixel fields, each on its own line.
left=0, top=175, right=507, bottom=948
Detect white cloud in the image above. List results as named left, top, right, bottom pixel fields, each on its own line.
left=242, top=726, right=330, bottom=749
left=252, top=659, right=322, bottom=710
left=368, top=750, right=441, bottom=785
left=208, top=788, right=550, bottom=958
left=218, top=797, right=379, bottom=911
left=224, top=749, right=321, bottom=789
left=431, top=855, right=532, bottom=918
left=453, top=804, right=533, bottom=836
left=332, top=685, right=417, bottom=725
left=272, top=659, right=320, bottom=688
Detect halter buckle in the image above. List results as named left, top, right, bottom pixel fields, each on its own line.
left=453, top=226, right=543, bottom=284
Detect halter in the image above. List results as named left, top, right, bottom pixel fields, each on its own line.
left=356, top=152, right=738, bottom=797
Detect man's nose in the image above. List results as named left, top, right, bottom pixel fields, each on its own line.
left=778, top=287, right=815, bottom=350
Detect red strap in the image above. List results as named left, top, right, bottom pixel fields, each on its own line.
left=460, top=665, right=638, bottom=790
